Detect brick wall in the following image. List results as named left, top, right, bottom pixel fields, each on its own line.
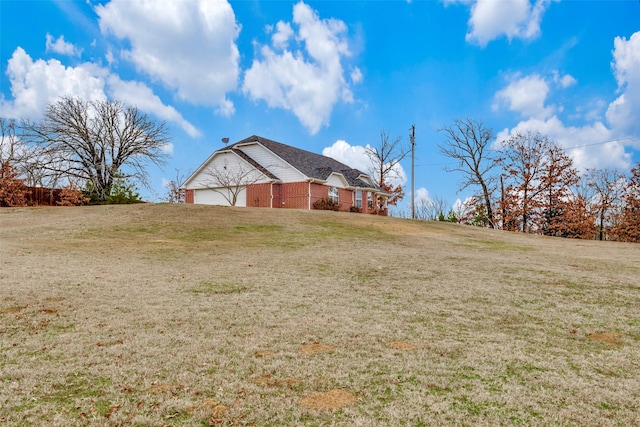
left=185, top=189, right=194, bottom=204
left=246, top=183, right=272, bottom=208
left=281, top=182, right=311, bottom=209
left=309, top=183, right=327, bottom=208
left=338, top=188, right=353, bottom=211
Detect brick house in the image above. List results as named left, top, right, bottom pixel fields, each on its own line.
left=181, top=135, right=389, bottom=215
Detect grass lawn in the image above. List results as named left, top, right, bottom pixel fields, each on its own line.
left=1, top=203, right=639, bottom=426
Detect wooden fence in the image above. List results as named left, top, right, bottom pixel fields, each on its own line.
left=25, top=187, right=63, bottom=206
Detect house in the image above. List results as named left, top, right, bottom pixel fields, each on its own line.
left=181, top=135, right=389, bottom=215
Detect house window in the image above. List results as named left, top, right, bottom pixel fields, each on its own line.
left=355, top=190, right=362, bottom=208
left=329, top=186, right=339, bottom=204
left=367, top=192, right=373, bottom=209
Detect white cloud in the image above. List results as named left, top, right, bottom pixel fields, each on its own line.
left=494, top=73, right=553, bottom=119
left=606, top=31, right=640, bottom=138
left=1, top=47, right=107, bottom=119
left=414, top=187, right=432, bottom=205
left=452, top=0, right=554, bottom=47
left=350, top=67, right=363, bottom=84
left=45, top=33, right=81, bottom=56
left=495, top=116, right=630, bottom=171
left=106, top=76, right=201, bottom=138
left=272, top=21, right=294, bottom=49
left=322, top=139, right=371, bottom=171
left=322, top=139, right=407, bottom=189
left=0, top=47, right=199, bottom=138
left=95, top=0, right=240, bottom=115
left=494, top=32, right=640, bottom=172
left=243, top=1, right=358, bottom=135
left=552, top=70, right=577, bottom=88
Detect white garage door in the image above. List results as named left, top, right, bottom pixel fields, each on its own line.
left=194, top=188, right=246, bottom=207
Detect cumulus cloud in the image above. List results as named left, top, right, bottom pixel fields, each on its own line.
left=322, top=139, right=407, bottom=188
left=494, top=116, right=630, bottom=171
left=45, top=34, right=81, bottom=56
left=1, top=47, right=107, bottom=119
left=554, top=71, right=577, bottom=89
left=450, top=0, right=554, bottom=47
left=494, top=32, right=640, bottom=171
left=243, top=1, right=361, bottom=135
left=106, top=76, right=201, bottom=138
left=322, top=139, right=371, bottom=171
left=494, top=73, right=553, bottom=119
left=96, top=0, right=240, bottom=115
left=606, top=31, right=640, bottom=138
left=0, top=47, right=199, bottom=138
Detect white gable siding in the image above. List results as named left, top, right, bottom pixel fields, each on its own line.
left=238, top=144, right=306, bottom=183
left=358, top=175, right=376, bottom=188
left=326, top=173, right=349, bottom=188
left=188, top=151, right=270, bottom=189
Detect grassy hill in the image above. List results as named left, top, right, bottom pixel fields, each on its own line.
left=1, top=204, right=639, bottom=426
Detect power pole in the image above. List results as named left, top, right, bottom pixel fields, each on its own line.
left=410, top=125, right=416, bottom=220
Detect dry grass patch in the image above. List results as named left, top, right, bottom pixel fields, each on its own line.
left=300, top=389, right=356, bottom=410
left=389, top=341, right=417, bottom=350
left=299, top=342, right=336, bottom=355
left=1, top=204, right=639, bottom=426
left=1, top=306, right=25, bottom=314
left=587, top=332, right=622, bottom=346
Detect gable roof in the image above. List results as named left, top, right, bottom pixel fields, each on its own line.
left=232, top=135, right=385, bottom=192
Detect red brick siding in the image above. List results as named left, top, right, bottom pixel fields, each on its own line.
left=185, top=189, right=194, bottom=204
left=309, top=183, right=327, bottom=208
left=246, top=183, right=272, bottom=207
left=338, top=188, right=353, bottom=211
left=281, top=182, right=311, bottom=209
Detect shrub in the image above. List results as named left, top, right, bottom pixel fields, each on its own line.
left=0, top=161, right=27, bottom=207
left=312, top=198, right=340, bottom=211
left=57, top=185, right=90, bottom=206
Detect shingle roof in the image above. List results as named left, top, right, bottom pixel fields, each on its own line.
left=228, top=135, right=384, bottom=191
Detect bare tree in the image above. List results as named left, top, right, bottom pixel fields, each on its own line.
left=365, top=129, right=410, bottom=206
left=439, top=118, right=499, bottom=228
left=202, top=156, right=268, bottom=206
left=415, top=195, right=449, bottom=221
left=585, top=168, right=625, bottom=240
left=164, top=169, right=187, bottom=203
left=20, top=97, right=169, bottom=201
left=1, top=118, right=20, bottom=164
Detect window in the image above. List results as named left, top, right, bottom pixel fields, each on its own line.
left=367, top=192, right=373, bottom=209
left=329, top=186, right=339, bottom=204
left=355, top=190, right=362, bottom=208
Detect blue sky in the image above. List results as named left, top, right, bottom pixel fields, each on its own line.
left=1, top=0, right=639, bottom=210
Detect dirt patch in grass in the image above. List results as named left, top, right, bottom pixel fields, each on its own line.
left=144, top=384, right=174, bottom=394
left=587, top=332, right=622, bottom=346
left=300, top=389, right=356, bottom=410
left=1, top=306, right=25, bottom=314
left=389, top=341, right=416, bottom=350
left=299, top=343, right=336, bottom=355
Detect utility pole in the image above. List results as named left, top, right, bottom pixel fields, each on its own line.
left=410, top=125, right=415, bottom=220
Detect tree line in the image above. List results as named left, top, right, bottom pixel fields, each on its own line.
left=433, top=118, right=639, bottom=243
left=1, top=97, right=169, bottom=206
